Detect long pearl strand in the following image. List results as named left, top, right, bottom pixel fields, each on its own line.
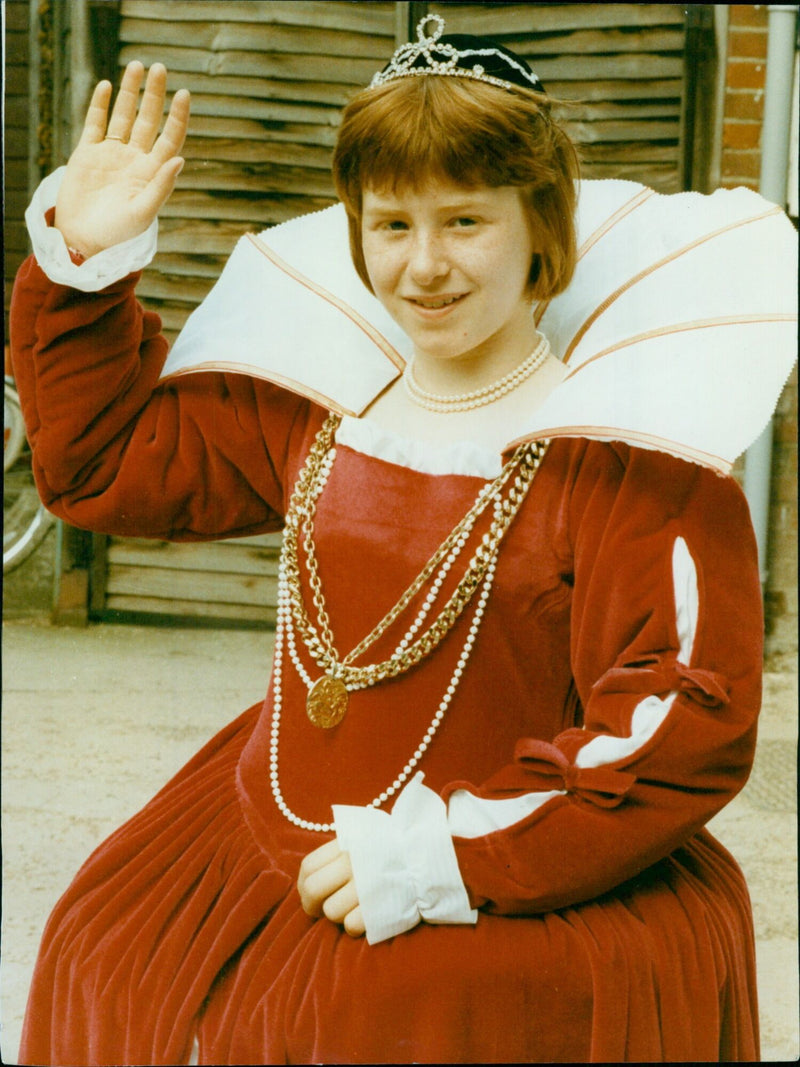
left=269, top=503, right=502, bottom=834
left=403, top=330, right=550, bottom=413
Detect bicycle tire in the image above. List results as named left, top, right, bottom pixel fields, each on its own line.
left=3, top=377, right=55, bottom=572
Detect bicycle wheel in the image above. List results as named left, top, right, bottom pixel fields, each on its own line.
left=4, top=379, right=54, bottom=572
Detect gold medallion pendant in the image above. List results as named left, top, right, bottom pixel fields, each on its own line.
left=306, top=675, right=349, bottom=729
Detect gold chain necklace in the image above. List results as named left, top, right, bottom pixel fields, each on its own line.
left=281, top=413, right=549, bottom=728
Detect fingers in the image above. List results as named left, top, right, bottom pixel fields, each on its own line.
left=106, top=61, right=145, bottom=141
left=343, top=905, right=366, bottom=938
left=79, top=81, right=113, bottom=146
left=322, top=880, right=359, bottom=924
left=133, top=156, right=185, bottom=221
left=151, top=87, right=191, bottom=164
left=298, top=848, right=353, bottom=918
left=128, top=63, right=168, bottom=151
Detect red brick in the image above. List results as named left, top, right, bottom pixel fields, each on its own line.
left=723, top=120, right=762, bottom=150
left=724, top=89, right=765, bottom=122
left=728, top=5, right=768, bottom=29
left=728, top=27, right=769, bottom=59
left=721, top=149, right=762, bottom=179
left=726, top=58, right=767, bottom=90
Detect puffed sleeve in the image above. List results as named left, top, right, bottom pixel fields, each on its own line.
left=335, top=442, right=763, bottom=943
left=445, top=442, right=762, bottom=914
left=9, top=254, right=312, bottom=541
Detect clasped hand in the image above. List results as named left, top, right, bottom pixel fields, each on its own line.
left=297, top=840, right=365, bottom=938
left=56, top=62, right=190, bottom=259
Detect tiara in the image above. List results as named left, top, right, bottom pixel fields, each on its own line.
left=370, top=14, right=544, bottom=94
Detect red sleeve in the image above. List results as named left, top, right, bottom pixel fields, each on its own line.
left=445, top=443, right=763, bottom=914
left=9, top=255, right=311, bottom=540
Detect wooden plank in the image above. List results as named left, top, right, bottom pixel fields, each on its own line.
left=547, top=79, right=683, bottom=102
left=564, top=119, right=679, bottom=145
left=5, top=1, right=29, bottom=31
left=135, top=273, right=217, bottom=304
left=580, top=162, right=681, bottom=192
left=504, top=27, right=684, bottom=56
left=182, top=137, right=332, bottom=169
left=121, top=18, right=392, bottom=59
left=121, top=1, right=395, bottom=35
left=558, top=101, right=682, bottom=122
left=157, top=217, right=256, bottom=250
left=579, top=142, right=679, bottom=163
left=159, top=191, right=335, bottom=223
left=107, top=539, right=281, bottom=576
left=150, top=252, right=229, bottom=278
left=177, top=161, right=335, bottom=198
left=427, top=3, right=685, bottom=34
left=187, top=116, right=340, bottom=149
left=174, top=94, right=340, bottom=126
left=516, top=53, right=683, bottom=82
left=104, top=593, right=276, bottom=624
left=105, top=563, right=278, bottom=607
left=117, top=44, right=378, bottom=84
left=166, top=71, right=353, bottom=110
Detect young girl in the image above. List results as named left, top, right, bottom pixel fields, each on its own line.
left=10, top=17, right=785, bottom=1064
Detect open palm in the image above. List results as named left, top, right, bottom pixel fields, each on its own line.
left=55, top=62, right=190, bottom=258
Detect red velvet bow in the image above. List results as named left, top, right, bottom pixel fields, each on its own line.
left=597, top=656, right=730, bottom=708
left=513, top=738, right=636, bottom=809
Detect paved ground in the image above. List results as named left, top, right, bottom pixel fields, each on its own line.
left=1, top=618, right=797, bottom=1064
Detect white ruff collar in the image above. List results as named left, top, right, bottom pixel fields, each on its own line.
left=162, top=180, right=797, bottom=475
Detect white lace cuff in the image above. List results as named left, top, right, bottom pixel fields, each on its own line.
left=333, top=772, right=478, bottom=945
left=25, top=167, right=158, bottom=292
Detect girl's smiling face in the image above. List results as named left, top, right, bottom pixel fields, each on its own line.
left=361, top=180, right=539, bottom=376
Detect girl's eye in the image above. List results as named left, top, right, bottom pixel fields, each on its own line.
left=453, top=217, right=477, bottom=228
left=385, top=220, right=408, bottom=231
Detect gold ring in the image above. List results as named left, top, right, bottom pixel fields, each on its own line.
left=105, top=134, right=126, bottom=142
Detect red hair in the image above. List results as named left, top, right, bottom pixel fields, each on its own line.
left=332, top=76, right=580, bottom=301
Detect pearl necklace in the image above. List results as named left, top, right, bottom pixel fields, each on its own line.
left=403, top=331, right=550, bottom=413
left=269, top=521, right=499, bottom=833
left=268, top=419, right=549, bottom=832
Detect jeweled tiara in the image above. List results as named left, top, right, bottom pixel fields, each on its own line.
left=370, top=14, right=545, bottom=94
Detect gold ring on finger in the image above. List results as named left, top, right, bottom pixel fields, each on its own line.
left=105, top=134, right=126, bottom=142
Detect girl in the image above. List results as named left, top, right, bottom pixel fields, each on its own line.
left=11, top=17, right=781, bottom=1064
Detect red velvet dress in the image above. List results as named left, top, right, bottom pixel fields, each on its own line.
left=10, top=258, right=762, bottom=1064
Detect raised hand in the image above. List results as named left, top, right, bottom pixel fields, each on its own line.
left=55, top=62, right=190, bottom=258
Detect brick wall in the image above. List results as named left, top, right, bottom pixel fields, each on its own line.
left=720, top=6, right=797, bottom=661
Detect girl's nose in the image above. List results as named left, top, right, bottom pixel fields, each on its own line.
left=408, top=232, right=449, bottom=286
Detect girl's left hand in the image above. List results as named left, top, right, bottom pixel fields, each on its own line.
left=297, top=839, right=366, bottom=937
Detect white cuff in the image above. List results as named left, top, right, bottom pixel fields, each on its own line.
left=333, top=772, right=478, bottom=945
left=25, top=167, right=158, bottom=292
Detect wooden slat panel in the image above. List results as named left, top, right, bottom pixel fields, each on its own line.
left=121, top=18, right=392, bottom=58
left=104, top=594, right=276, bottom=625
left=427, top=3, right=684, bottom=34
left=106, top=563, right=278, bottom=608
left=122, top=1, right=395, bottom=34
left=107, top=537, right=281, bottom=576
left=117, top=44, right=380, bottom=84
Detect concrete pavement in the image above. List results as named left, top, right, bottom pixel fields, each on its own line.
left=1, top=618, right=797, bottom=1064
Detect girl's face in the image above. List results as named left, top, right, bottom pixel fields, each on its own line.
left=361, top=179, right=538, bottom=368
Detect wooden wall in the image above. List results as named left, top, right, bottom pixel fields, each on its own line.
left=4, top=0, right=32, bottom=343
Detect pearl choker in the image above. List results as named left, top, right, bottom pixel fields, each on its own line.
left=403, top=331, right=550, bottom=413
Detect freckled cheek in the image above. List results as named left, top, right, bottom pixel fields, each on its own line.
left=363, top=246, right=404, bottom=298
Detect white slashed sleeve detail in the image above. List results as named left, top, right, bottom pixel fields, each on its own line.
left=446, top=536, right=700, bottom=838
left=25, top=168, right=158, bottom=292
left=333, top=772, right=477, bottom=945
